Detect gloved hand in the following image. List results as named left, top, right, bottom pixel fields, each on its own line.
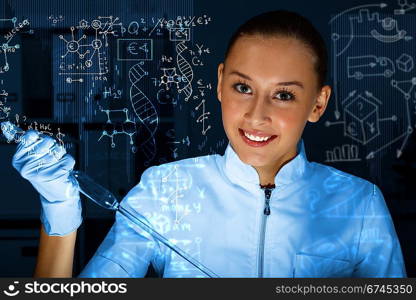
left=11, top=130, right=82, bottom=236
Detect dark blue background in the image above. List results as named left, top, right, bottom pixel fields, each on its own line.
left=0, top=0, right=414, bottom=277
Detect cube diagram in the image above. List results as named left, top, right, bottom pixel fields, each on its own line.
left=396, top=53, right=414, bottom=73
left=344, top=95, right=380, bottom=144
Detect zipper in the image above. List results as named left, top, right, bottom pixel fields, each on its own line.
left=257, top=184, right=274, bottom=278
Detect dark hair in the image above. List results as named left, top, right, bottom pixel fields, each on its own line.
left=224, top=10, right=328, bottom=88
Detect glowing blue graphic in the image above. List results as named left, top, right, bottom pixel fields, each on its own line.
left=78, top=140, right=406, bottom=277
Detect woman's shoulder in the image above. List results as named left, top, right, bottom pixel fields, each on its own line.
left=307, top=162, right=385, bottom=218
left=309, top=161, right=376, bottom=193
left=147, top=152, right=222, bottom=173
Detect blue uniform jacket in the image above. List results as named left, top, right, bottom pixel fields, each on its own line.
left=79, top=140, right=406, bottom=277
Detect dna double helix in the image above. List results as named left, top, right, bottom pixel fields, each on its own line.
left=129, top=63, right=158, bottom=165
left=176, top=41, right=193, bottom=101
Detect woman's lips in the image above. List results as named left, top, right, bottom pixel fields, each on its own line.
left=238, top=128, right=277, bottom=147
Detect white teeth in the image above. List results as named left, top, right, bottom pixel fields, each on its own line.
left=243, top=131, right=271, bottom=142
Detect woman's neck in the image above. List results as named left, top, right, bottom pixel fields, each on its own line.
left=254, top=151, right=298, bottom=186
left=255, top=165, right=280, bottom=186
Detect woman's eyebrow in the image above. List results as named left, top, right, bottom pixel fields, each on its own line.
left=228, top=70, right=304, bottom=89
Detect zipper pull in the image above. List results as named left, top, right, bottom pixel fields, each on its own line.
left=264, top=189, right=271, bottom=215
left=260, top=184, right=274, bottom=216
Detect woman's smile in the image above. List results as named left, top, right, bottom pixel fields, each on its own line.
left=238, top=128, right=278, bottom=147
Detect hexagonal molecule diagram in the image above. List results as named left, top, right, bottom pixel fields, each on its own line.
left=344, top=95, right=380, bottom=145
left=159, top=67, right=182, bottom=90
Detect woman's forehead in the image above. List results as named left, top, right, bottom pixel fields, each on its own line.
left=225, top=36, right=316, bottom=83
left=228, top=36, right=314, bottom=64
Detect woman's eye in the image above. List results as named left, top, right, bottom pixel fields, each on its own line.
left=234, top=83, right=252, bottom=94
left=275, top=92, right=295, bottom=101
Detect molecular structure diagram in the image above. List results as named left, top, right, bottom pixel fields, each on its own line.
left=59, top=26, right=90, bottom=59
left=58, top=16, right=121, bottom=76
left=98, top=106, right=137, bottom=152
left=59, top=26, right=103, bottom=69
left=0, top=17, right=28, bottom=73
left=85, top=16, right=121, bottom=47
left=159, top=67, right=182, bottom=90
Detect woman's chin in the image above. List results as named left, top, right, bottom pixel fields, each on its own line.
left=238, top=152, right=271, bottom=168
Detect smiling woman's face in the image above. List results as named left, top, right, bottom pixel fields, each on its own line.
left=217, top=35, right=331, bottom=173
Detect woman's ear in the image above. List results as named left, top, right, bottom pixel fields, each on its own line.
left=217, top=63, right=224, bottom=103
left=308, top=85, right=331, bottom=123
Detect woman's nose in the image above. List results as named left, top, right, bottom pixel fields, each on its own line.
left=244, top=96, right=272, bottom=125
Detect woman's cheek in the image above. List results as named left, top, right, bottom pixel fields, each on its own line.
left=222, top=96, right=244, bottom=118
left=221, top=100, right=239, bottom=129
left=274, top=108, right=304, bottom=131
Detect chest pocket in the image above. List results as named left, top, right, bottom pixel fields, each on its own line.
left=293, top=253, right=352, bottom=278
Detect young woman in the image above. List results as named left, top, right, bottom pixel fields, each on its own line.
left=12, top=10, right=406, bottom=277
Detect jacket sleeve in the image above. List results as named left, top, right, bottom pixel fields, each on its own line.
left=78, top=166, right=166, bottom=278
left=352, top=184, right=406, bottom=277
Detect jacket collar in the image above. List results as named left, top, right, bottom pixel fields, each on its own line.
left=220, top=139, right=311, bottom=188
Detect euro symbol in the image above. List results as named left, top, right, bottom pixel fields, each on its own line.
left=127, top=42, right=139, bottom=55
left=347, top=123, right=357, bottom=136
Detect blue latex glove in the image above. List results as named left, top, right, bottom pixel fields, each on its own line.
left=11, top=129, right=82, bottom=236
